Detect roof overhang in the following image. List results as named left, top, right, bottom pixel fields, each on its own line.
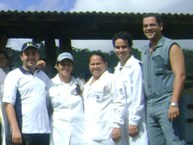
left=0, top=11, right=193, bottom=40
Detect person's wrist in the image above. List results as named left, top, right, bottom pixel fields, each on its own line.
left=170, top=102, right=179, bottom=107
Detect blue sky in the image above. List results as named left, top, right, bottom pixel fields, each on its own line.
left=0, top=0, right=75, bottom=12
left=0, top=0, right=193, bottom=52
left=0, top=0, right=193, bottom=14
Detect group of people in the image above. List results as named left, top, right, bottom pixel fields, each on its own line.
left=0, top=13, right=187, bottom=145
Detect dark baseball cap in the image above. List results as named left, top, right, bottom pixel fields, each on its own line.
left=21, top=42, right=39, bottom=52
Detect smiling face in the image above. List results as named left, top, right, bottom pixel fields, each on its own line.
left=56, top=59, right=73, bottom=79
left=143, top=16, right=163, bottom=42
left=20, top=47, right=39, bottom=71
left=89, top=54, right=107, bottom=80
left=114, top=39, right=131, bottom=65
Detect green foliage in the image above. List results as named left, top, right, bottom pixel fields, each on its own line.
left=132, top=47, right=141, bottom=60
left=71, top=48, right=91, bottom=80
left=11, top=50, right=22, bottom=67
left=9, top=46, right=193, bottom=83
left=71, top=47, right=118, bottom=81
left=71, top=47, right=141, bottom=80
left=183, top=49, right=193, bottom=75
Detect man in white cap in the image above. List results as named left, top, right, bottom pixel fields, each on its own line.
left=2, top=42, right=53, bottom=145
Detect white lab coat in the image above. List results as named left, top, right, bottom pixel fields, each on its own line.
left=114, top=55, right=148, bottom=145
left=83, top=71, right=127, bottom=145
left=49, top=75, right=87, bottom=145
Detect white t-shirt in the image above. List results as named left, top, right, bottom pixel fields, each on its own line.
left=3, top=67, right=52, bottom=134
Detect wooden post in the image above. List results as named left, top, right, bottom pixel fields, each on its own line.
left=44, top=36, right=57, bottom=66
left=59, top=37, right=72, bottom=53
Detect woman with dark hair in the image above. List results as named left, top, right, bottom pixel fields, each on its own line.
left=49, top=52, right=87, bottom=145
left=83, top=52, right=127, bottom=145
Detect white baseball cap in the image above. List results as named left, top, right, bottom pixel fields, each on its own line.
left=57, top=52, right=73, bottom=62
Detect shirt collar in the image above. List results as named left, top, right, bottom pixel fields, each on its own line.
left=19, top=66, right=39, bottom=75
left=52, top=74, right=76, bottom=86
left=149, top=35, right=164, bottom=52
left=115, top=55, right=134, bottom=71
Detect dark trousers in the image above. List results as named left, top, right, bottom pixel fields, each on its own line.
left=22, top=134, right=50, bottom=145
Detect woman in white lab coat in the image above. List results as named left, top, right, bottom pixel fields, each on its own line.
left=49, top=52, right=87, bottom=145
left=83, top=52, right=126, bottom=145
left=112, top=32, right=148, bottom=145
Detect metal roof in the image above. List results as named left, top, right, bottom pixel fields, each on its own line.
left=0, top=10, right=193, bottom=40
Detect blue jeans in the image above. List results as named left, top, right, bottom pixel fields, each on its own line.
left=146, top=94, right=186, bottom=145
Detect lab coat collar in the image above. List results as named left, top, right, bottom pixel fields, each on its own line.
left=87, top=70, right=109, bottom=85
left=52, top=74, right=76, bottom=86
left=115, top=55, right=134, bottom=71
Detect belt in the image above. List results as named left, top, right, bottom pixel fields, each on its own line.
left=147, top=89, right=173, bottom=99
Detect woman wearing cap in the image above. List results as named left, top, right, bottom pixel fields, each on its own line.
left=83, top=52, right=126, bottom=145
left=49, top=52, right=87, bottom=145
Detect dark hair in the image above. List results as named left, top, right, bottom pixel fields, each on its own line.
left=0, top=50, right=9, bottom=60
left=89, top=51, right=107, bottom=64
left=112, top=31, right=133, bottom=47
left=143, top=13, right=163, bottom=25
